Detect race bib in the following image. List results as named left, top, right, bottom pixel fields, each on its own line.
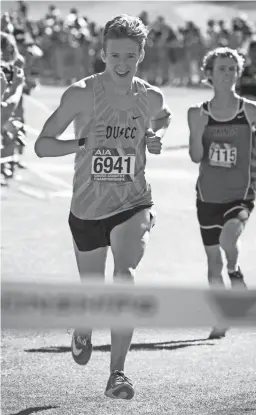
left=209, top=143, right=237, bottom=168
left=91, top=148, right=136, bottom=182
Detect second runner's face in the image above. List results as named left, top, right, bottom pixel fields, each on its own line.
left=211, top=57, right=239, bottom=90
left=102, top=38, right=144, bottom=86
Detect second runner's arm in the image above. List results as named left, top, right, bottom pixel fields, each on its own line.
left=146, top=87, right=172, bottom=154
left=188, top=106, right=207, bottom=163
left=245, top=100, right=256, bottom=190
left=149, top=88, right=172, bottom=140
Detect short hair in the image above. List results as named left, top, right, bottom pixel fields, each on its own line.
left=102, top=14, right=148, bottom=52
left=201, top=47, right=245, bottom=85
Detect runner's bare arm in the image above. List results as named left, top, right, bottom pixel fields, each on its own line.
left=244, top=99, right=256, bottom=125
left=34, top=83, right=92, bottom=158
left=188, top=106, right=207, bottom=163
left=148, top=87, right=172, bottom=139
left=244, top=100, right=256, bottom=188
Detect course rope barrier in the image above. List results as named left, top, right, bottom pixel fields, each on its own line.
left=2, top=282, right=256, bottom=329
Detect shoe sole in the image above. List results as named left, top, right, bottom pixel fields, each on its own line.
left=208, top=328, right=228, bottom=340
left=104, top=384, right=135, bottom=400
left=208, top=333, right=226, bottom=340
left=71, top=338, right=92, bottom=366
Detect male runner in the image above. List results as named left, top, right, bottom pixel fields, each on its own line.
left=188, top=47, right=256, bottom=339
left=35, top=15, right=172, bottom=399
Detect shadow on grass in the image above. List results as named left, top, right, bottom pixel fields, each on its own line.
left=25, top=338, right=215, bottom=353
left=10, top=406, right=58, bottom=415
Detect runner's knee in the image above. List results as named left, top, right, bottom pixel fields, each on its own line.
left=112, top=239, right=147, bottom=282
left=219, top=218, right=244, bottom=251
left=111, top=208, right=154, bottom=275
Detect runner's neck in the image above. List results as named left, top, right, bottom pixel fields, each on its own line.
left=211, top=90, right=240, bottom=110
left=101, top=72, right=134, bottom=97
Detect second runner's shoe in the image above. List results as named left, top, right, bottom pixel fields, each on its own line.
left=208, top=327, right=227, bottom=340
left=228, top=267, right=247, bottom=289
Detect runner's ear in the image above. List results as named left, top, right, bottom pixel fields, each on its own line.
left=101, top=49, right=106, bottom=63
left=138, top=49, right=145, bottom=64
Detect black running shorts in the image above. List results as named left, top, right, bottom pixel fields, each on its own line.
left=69, top=205, right=154, bottom=252
left=196, top=199, right=254, bottom=246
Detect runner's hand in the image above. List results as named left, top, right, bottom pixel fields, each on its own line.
left=145, top=128, right=162, bottom=154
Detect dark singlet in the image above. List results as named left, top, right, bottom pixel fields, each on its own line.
left=196, top=98, right=256, bottom=203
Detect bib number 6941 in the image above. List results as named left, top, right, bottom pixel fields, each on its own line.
left=93, top=156, right=132, bottom=174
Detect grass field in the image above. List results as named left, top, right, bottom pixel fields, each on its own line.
left=1, top=84, right=256, bottom=415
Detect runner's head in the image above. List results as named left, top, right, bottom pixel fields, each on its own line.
left=201, top=47, right=245, bottom=90
left=101, top=14, right=148, bottom=85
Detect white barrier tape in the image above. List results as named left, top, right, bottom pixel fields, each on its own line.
left=2, top=282, right=256, bottom=329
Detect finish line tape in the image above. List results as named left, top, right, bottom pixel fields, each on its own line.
left=2, top=282, right=256, bottom=329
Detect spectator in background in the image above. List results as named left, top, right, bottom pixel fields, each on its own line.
left=65, top=8, right=92, bottom=83
left=168, top=26, right=187, bottom=86
left=238, top=39, right=256, bottom=99
left=45, top=4, right=61, bottom=20
left=138, top=11, right=149, bottom=27
left=217, top=20, right=230, bottom=47
left=6, top=9, right=43, bottom=170
left=1, top=31, right=25, bottom=185
left=1, top=68, right=8, bottom=98
left=148, top=16, right=173, bottom=85
left=229, top=17, right=247, bottom=51
left=158, top=16, right=177, bottom=85
left=1, top=4, right=256, bottom=90
left=1, top=12, right=15, bottom=35
left=205, top=19, right=219, bottom=50
left=17, top=1, right=28, bottom=19
left=91, top=27, right=105, bottom=74
left=183, top=21, right=205, bottom=85
left=1, top=69, right=9, bottom=187
left=39, top=5, right=66, bottom=82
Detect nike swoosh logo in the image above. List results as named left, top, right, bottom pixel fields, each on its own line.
left=72, top=338, right=83, bottom=356
left=132, top=116, right=140, bottom=119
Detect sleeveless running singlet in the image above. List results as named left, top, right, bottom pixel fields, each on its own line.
left=70, top=74, right=153, bottom=220
left=196, top=98, right=256, bottom=203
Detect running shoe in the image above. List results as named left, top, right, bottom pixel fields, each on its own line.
left=208, top=327, right=227, bottom=340
left=71, top=330, right=92, bottom=365
left=104, top=370, right=135, bottom=400
left=228, top=267, right=247, bottom=289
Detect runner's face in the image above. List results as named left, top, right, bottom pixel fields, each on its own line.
left=102, top=38, right=143, bottom=85
left=211, top=57, right=239, bottom=90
